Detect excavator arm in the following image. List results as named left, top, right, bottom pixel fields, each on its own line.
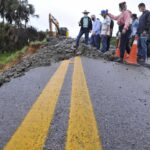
left=49, top=13, right=69, bottom=37
left=49, top=13, right=60, bottom=36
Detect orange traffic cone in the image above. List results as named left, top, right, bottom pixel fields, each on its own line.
left=123, top=51, right=129, bottom=61
left=115, top=39, right=120, bottom=57
left=125, top=37, right=138, bottom=65
left=115, top=47, right=120, bottom=57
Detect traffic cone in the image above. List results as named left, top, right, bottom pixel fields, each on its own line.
left=115, top=39, right=120, bottom=57
left=125, top=37, right=138, bottom=65
left=123, top=51, right=129, bottom=61
left=115, top=47, right=120, bottom=57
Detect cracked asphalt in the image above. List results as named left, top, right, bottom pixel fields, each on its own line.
left=0, top=57, right=150, bottom=150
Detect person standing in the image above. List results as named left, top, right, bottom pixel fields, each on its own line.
left=131, top=14, right=139, bottom=46
left=75, top=10, right=92, bottom=49
left=107, top=19, right=114, bottom=51
left=108, top=2, right=132, bottom=63
left=100, top=10, right=111, bottom=53
left=90, top=15, right=101, bottom=49
left=137, top=3, right=150, bottom=62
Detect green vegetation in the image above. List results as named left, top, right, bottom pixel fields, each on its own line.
left=0, top=46, right=27, bottom=65
left=110, top=37, right=116, bottom=46
left=30, top=39, right=47, bottom=46
left=0, top=0, right=46, bottom=56
left=0, top=0, right=39, bottom=28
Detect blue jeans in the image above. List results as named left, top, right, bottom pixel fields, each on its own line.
left=138, top=35, right=148, bottom=60
left=90, top=34, right=100, bottom=49
left=76, top=29, right=89, bottom=47
left=101, top=35, right=108, bottom=52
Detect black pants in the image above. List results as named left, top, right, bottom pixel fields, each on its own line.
left=119, top=26, right=131, bottom=59
left=107, top=36, right=112, bottom=51
left=130, top=35, right=135, bottom=47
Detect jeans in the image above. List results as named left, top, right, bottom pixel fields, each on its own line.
left=90, top=34, right=101, bottom=49
left=101, top=35, right=108, bottom=52
left=120, top=29, right=131, bottom=59
left=138, top=35, right=148, bottom=60
left=76, top=29, right=89, bottom=47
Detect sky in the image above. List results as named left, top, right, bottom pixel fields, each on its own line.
left=28, top=0, right=150, bottom=37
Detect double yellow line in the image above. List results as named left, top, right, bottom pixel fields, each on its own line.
left=4, top=57, right=103, bottom=150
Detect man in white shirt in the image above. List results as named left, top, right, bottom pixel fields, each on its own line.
left=100, top=10, right=111, bottom=53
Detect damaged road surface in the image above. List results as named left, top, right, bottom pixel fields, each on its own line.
left=0, top=56, right=150, bottom=150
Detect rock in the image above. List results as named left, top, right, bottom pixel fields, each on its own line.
left=5, top=78, right=11, bottom=83
left=103, top=50, right=115, bottom=60
left=0, top=76, right=5, bottom=86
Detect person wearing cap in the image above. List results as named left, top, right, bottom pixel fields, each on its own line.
left=90, top=15, right=101, bottom=49
left=108, top=2, right=132, bottom=63
left=131, top=14, right=139, bottom=46
left=137, top=3, right=150, bottom=62
left=100, top=10, right=111, bottom=53
left=75, top=10, right=92, bottom=49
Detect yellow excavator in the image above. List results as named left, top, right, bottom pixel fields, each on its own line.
left=49, top=13, right=69, bottom=37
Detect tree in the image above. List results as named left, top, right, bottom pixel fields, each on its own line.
left=5, top=0, right=19, bottom=24
left=0, top=0, right=39, bottom=28
left=0, top=0, right=7, bottom=24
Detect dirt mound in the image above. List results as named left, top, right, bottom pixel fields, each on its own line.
left=0, top=37, right=115, bottom=86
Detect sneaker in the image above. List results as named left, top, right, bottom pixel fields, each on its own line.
left=114, top=58, right=123, bottom=63
left=113, top=57, right=120, bottom=61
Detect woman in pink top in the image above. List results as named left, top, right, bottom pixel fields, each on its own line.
left=108, top=2, right=132, bottom=63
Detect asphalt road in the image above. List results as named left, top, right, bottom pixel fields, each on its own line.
left=0, top=57, right=150, bottom=150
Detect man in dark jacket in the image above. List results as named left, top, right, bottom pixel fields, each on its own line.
left=75, top=10, right=92, bottom=48
left=137, top=3, right=150, bottom=62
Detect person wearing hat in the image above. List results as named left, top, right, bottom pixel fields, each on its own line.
left=108, top=2, right=132, bottom=63
left=90, top=15, right=101, bottom=49
left=100, top=10, right=111, bottom=53
left=75, top=10, right=92, bottom=49
left=137, top=3, right=150, bottom=62
left=131, top=14, right=139, bottom=46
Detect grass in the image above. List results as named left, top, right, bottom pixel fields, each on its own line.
left=30, top=39, right=47, bottom=46
left=0, top=46, right=27, bottom=65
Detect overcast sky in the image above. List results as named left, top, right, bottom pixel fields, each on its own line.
left=28, top=0, right=150, bottom=37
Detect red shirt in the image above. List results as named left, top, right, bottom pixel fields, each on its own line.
left=108, top=10, right=132, bottom=30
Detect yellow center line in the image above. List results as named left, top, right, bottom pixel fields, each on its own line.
left=66, top=57, right=103, bottom=150
left=4, top=60, right=69, bottom=150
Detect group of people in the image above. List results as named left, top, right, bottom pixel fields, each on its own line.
left=75, top=2, right=150, bottom=63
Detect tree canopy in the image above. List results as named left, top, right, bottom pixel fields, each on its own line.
left=0, top=0, right=39, bottom=28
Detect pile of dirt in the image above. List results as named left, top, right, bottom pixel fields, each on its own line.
left=0, top=37, right=116, bottom=86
